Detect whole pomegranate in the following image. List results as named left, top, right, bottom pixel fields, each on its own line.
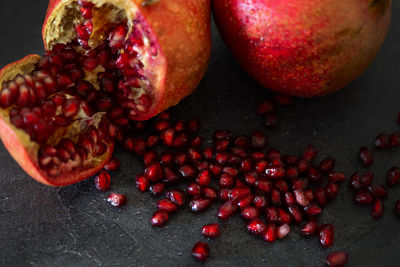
left=213, top=0, right=391, bottom=97
left=0, top=0, right=211, bottom=186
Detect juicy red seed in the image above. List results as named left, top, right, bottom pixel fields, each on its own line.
left=201, top=223, right=220, bottom=238
left=368, top=184, right=388, bottom=198
left=251, top=130, right=267, bottom=149
left=326, top=183, right=340, bottom=200
left=240, top=159, right=253, bottom=173
left=387, top=166, right=400, bottom=187
left=395, top=200, right=400, bottom=214
left=104, top=157, right=121, bottom=171
left=237, top=194, right=254, bottom=208
left=136, top=174, right=150, bottom=192
left=302, top=145, right=317, bottom=161
left=298, top=159, right=310, bottom=173
left=374, top=133, right=390, bottom=149
left=174, top=152, right=188, bottom=166
left=144, top=162, right=162, bottom=182
left=292, top=178, right=309, bottom=190
left=203, top=147, right=214, bottom=159
left=360, top=171, right=374, bottom=187
left=304, top=189, right=314, bottom=202
left=234, top=135, right=251, bottom=148
left=188, top=148, right=202, bottom=161
left=203, top=187, right=218, bottom=200
left=319, top=157, right=336, bottom=173
left=149, top=183, right=165, bottom=197
left=219, top=188, right=230, bottom=201
left=164, top=190, right=185, bottom=207
left=354, top=190, right=373, bottom=204
left=251, top=151, right=266, bottom=161
left=328, top=172, right=346, bottom=183
left=371, top=198, right=384, bottom=219
left=191, top=136, right=203, bottom=147
left=197, top=161, right=210, bottom=171
left=278, top=208, right=293, bottom=224
left=359, top=147, right=374, bottom=167
left=256, top=99, right=274, bottom=115
left=270, top=189, right=282, bottom=206
left=107, top=193, right=127, bottom=207
left=241, top=206, right=259, bottom=220
left=160, top=152, right=174, bottom=165
left=294, top=189, right=309, bottom=207
left=244, top=171, right=257, bottom=186
left=157, top=198, right=178, bottom=213
left=151, top=210, right=169, bottom=227
left=288, top=205, right=303, bottom=223
left=349, top=172, right=362, bottom=191
left=273, top=94, right=294, bottom=106
left=254, top=160, right=268, bottom=173
left=304, top=204, right=322, bottom=217
left=389, top=132, right=400, bottom=147
left=262, top=224, right=277, bottom=243
left=277, top=224, right=291, bottom=239
left=326, top=251, right=349, bottom=267
left=196, top=170, right=211, bottom=186
left=189, top=198, right=211, bottom=212
left=187, top=182, right=202, bottom=197
left=265, top=167, right=285, bottom=178
left=192, top=242, right=209, bottom=262
left=179, top=164, right=197, bottom=179
left=163, top=166, right=179, bottom=184
left=146, top=134, right=160, bottom=148
left=223, top=166, right=239, bottom=177
left=154, top=120, right=170, bottom=132
left=228, top=187, right=251, bottom=202
left=161, top=128, right=175, bottom=146
left=266, top=207, right=279, bottom=223
left=253, top=195, right=267, bottom=209
left=143, top=151, right=158, bottom=166
left=308, top=166, right=322, bottom=183
left=215, top=152, right=228, bottom=165
left=94, top=170, right=111, bottom=191
left=286, top=167, right=299, bottom=179
left=187, top=118, right=200, bottom=132
left=315, top=188, right=328, bottom=207
left=247, top=219, right=266, bottom=235
left=173, top=132, right=189, bottom=147
left=319, top=224, right=334, bottom=248
left=301, top=220, right=318, bottom=237
left=219, top=173, right=234, bottom=188
left=284, top=192, right=296, bottom=206
left=264, top=112, right=279, bottom=127
left=217, top=201, right=237, bottom=220
left=213, top=129, right=232, bottom=141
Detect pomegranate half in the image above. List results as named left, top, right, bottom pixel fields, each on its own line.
left=0, top=0, right=211, bottom=186
left=213, top=0, right=391, bottom=97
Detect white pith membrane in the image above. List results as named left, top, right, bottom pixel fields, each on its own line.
left=0, top=0, right=164, bottom=178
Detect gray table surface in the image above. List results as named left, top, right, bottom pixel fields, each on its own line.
left=0, top=0, right=399, bottom=266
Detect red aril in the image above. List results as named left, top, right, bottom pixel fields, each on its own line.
left=201, top=223, right=220, bottom=238
left=326, top=251, right=349, bottom=267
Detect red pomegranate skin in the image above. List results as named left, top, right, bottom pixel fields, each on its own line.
left=213, top=0, right=392, bottom=97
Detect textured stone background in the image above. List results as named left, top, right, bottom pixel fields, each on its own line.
left=0, top=1, right=399, bottom=266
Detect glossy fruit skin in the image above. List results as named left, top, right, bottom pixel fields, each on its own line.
left=43, top=0, right=211, bottom=121
left=213, top=0, right=391, bottom=97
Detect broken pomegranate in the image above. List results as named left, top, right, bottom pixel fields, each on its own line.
left=0, top=0, right=211, bottom=186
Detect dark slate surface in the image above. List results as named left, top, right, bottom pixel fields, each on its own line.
left=0, top=1, right=399, bottom=266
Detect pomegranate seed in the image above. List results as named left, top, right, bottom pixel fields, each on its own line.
left=107, top=193, right=127, bottom=207
left=151, top=210, right=169, bottom=227
left=371, top=198, right=384, bottom=219
left=349, top=172, right=362, bottom=191
left=240, top=159, right=253, bottom=172
left=161, top=128, right=175, bottom=146
left=262, top=224, right=277, bottom=242
left=187, top=118, right=200, bottom=132
left=256, top=99, right=274, bottom=115
left=219, top=173, right=234, bottom=188
left=326, top=183, right=340, bottom=200
left=247, top=219, right=266, bottom=235
left=389, top=132, right=400, bottom=147
left=165, top=190, right=185, bottom=206
left=387, top=166, right=400, bottom=187
left=308, top=166, right=322, bottom=183
left=157, top=198, right=178, bottom=213
left=315, top=188, right=328, bottom=207
left=217, top=201, right=237, bottom=220
left=256, top=178, right=272, bottom=193
left=359, top=147, right=374, bottom=167
left=328, top=172, right=346, bottom=183
left=143, top=151, right=158, bottom=166
left=94, top=170, right=111, bottom=191
left=304, top=204, right=322, bottom=217
left=240, top=206, right=259, bottom=220
left=368, top=184, right=388, bottom=198
left=187, top=182, right=202, bottom=197
left=104, top=157, right=121, bottom=171
left=374, top=133, right=389, bottom=149
left=163, top=166, right=179, bottom=184
left=203, top=147, right=214, bottom=159
left=266, top=206, right=279, bottom=223
left=192, top=242, right=209, bottom=262
left=201, top=223, right=220, bottom=238
left=278, top=208, right=293, bottom=224
left=251, top=130, right=267, bottom=149
left=270, top=188, right=282, bottom=206
left=174, top=152, right=188, bottom=166
left=228, top=187, right=251, bottom=202
left=136, top=174, right=150, bottom=192
left=277, top=223, right=291, bottom=239
left=149, top=183, right=165, bottom=196
left=319, top=157, right=335, bottom=173
left=319, top=224, right=334, bottom=248
left=265, top=167, right=285, bottom=178
left=288, top=205, right=303, bottom=223
left=302, top=145, right=317, bottom=161
left=301, top=220, right=318, bottom=237
left=189, top=198, right=211, bottom=212
left=179, top=164, right=197, bottom=179
left=354, top=190, right=373, bottom=204
left=294, top=189, right=310, bottom=207
left=144, top=162, right=162, bottom=182
left=196, top=170, right=211, bottom=186
left=292, top=178, right=309, bottom=190
left=284, top=192, right=296, bottom=206
left=253, top=195, right=267, bottom=209
left=203, top=187, right=218, bottom=201
left=326, top=251, right=348, bottom=267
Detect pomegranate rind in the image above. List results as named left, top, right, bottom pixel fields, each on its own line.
left=43, top=0, right=211, bottom=120
left=0, top=56, right=114, bottom=186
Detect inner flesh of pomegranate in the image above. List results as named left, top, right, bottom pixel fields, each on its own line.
left=0, top=1, right=161, bottom=179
